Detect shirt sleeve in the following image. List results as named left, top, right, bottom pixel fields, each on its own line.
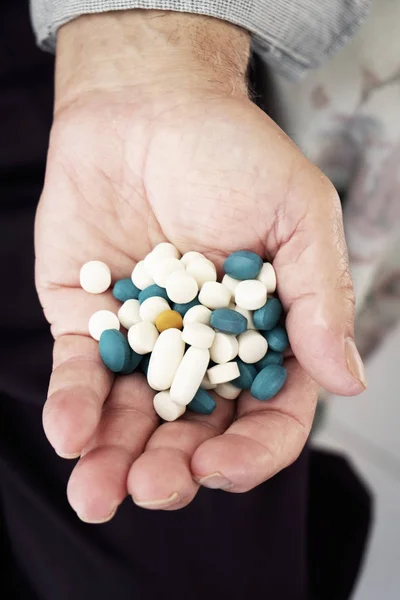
left=29, top=0, right=372, bottom=80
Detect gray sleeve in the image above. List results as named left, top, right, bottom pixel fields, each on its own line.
left=29, top=0, right=372, bottom=80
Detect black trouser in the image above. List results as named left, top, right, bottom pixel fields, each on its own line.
left=0, top=3, right=371, bottom=599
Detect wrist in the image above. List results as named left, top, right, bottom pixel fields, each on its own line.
left=55, top=10, right=250, bottom=114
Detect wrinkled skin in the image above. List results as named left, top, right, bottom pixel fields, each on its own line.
left=35, top=91, right=362, bottom=522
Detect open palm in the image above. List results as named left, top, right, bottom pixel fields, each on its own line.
left=36, top=92, right=363, bottom=522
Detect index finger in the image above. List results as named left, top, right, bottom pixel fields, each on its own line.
left=43, top=334, right=113, bottom=458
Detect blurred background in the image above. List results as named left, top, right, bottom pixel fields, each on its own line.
left=1, top=1, right=399, bottom=599
left=314, top=323, right=400, bottom=600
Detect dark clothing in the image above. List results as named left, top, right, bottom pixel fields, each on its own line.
left=0, top=3, right=371, bottom=599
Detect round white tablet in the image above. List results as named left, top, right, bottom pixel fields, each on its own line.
left=139, top=297, right=170, bottom=324
left=117, top=299, right=141, bottom=329
left=128, top=321, right=159, bottom=354
left=235, top=280, right=267, bottom=310
left=180, top=251, right=207, bottom=266
left=80, top=261, right=111, bottom=294
left=186, top=258, right=217, bottom=288
left=198, top=282, right=231, bottom=309
left=222, top=274, right=240, bottom=294
left=238, top=330, right=268, bottom=363
left=88, top=310, right=120, bottom=341
left=153, top=391, right=186, bottom=422
left=131, top=261, right=154, bottom=290
left=215, top=382, right=241, bottom=399
left=182, top=323, right=215, bottom=349
left=257, top=262, right=277, bottom=293
left=152, top=257, right=184, bottom=287
left=183, top=305, right=212, bottom=326
left=210, top=332, right=238, bottom=364
left=165, top=271, right=198, bottom=304
left=207, top=362, right=240, bottom=385
left=144, top=243, right=180, bottom=276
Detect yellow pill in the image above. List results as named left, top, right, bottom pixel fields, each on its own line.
left=155, top=310, right=183, bottom=333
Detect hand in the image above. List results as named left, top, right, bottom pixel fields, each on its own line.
left=36, top=11, right=366, bottom=523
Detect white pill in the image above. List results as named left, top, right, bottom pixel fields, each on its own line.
left=234, top=305, right=255, bottom=329
left=152, top=257, right=184, bottom=287
left=165, top=271, right=198, bottom=303
left=80, top=261, right=111, bottom=294
left=170, top=347, right=210, bottom=406
left=117, top=299, right=141, bottom=328
left=88, top=310, right=120, bottom=341
left=215, top=383, right=241, bottom=400
left=238, top=330, right=268, bottom=363
left=235, top=280, right=267, bottom=310
left=139, top=297, right=170, bottom=323
left=180, top=251, right=207, bottom=266
left=207, top=362, right=240, bottom=385
left=186, top=258, right=217, bottom=288
left=183, top=305, right=212, bottom=326
left=153, top=391, right=186, bottom=422
left=144, top=243, right=180, bottom=276
left=147, top=329, right=185, bottom=391
left=201, top=373, right=217, bottom=390
left=128, top=321, right=159, bottom=354
left=131, top=261, right=154, bottom=290
left=210, top=332, right=238, bottom=364
left=257, top=262, right=277, bottom=293
left=222, top=274, right=240, bottom=294
left=198, top=282, right=231, bottom=309
left=182, top=323, right=215, bottom=349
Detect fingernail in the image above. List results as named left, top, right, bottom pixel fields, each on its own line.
left=77, top=507, right=117, bottom=524
left=195, top=472, right=233, bottom=490
left=57, top=451, right=80, bottom=459
left=133, top=491, right=180, bottom=509
left=345, top=337, right=367, bottom=389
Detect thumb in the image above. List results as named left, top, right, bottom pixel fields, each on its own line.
left=273, top=169, right=366, bottom=396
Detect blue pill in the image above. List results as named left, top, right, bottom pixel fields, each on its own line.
left=139, top=353, right=151, bottom=376
left=99, top=329, right=132, bottom=373
left=223, top=250, right=263, bottom=280
left=232, top=360, right=257, bottom=389
left=138, top=284, right=169, bottom=304
left=251, top=365, right=287, bottom=401
left=256, top=351, right=283, bottom=370
left=120, top=348, right=142, bottom=374
left=112, top=278, right=140, bottom=302
left=173, top=297, right=200, bottom=317
left=264, top=326, right=290, bottom=352
left=188, top=389, right=217, bottom=415
left=253, top=298, right=283, bottom=331
left=210, top=308, right=247, bottom=335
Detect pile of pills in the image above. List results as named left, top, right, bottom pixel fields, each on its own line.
left=80, top=246, right=290, bottom=421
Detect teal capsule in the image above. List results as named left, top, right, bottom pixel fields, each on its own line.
left=210, top=308, right=247, bottom=335
left=99, top=329, right=132, bottom=373
left=138, top=284, right=169, bottom=304
left=256, top=351, right=283, bottom=370
left=264, top=326, right=290, bottom=352
left=188, top=389, right=216, bottom=415
left=120, top=348, right=142, bottom=374
left=251, top=365, right=287, bottom=401
left=253, top=298, right=282, bottom=331
left=223, top=250, right=263, bottom=280
left=173, top=296, right=200, bottom=317
left=232, top=359, right=257, bottom=389
left=113, top=278, right=140, bottom=302
left=139, top=353, right=151, bottom=376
